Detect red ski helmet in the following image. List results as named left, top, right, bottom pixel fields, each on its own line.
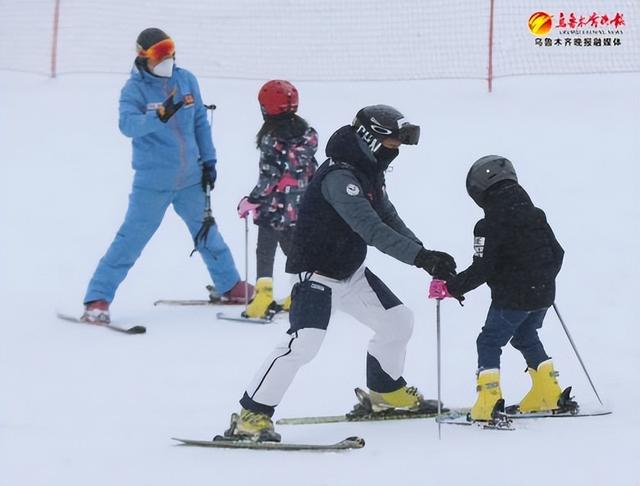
left=258, top=80, right=299, bottom=116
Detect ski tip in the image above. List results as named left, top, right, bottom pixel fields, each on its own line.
left=172, top=437, right=207, bottom=444
left=343, top=436, right=366, bottom=448
left=171, top=437, right=196, bottom=446
left=56, top=312, right=79, bottom=322
left=126, top=325, right=147, bottom=334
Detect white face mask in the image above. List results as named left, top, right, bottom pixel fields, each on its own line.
left=152, top=58, right=174, bottom=78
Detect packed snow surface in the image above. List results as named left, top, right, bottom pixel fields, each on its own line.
left=1, top=71, right=638, bottom=485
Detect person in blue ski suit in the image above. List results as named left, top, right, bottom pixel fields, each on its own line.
left=82, top=28, right=249, bottom=323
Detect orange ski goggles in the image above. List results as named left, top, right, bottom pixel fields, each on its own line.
left=137, top=38, right=175, bottom=62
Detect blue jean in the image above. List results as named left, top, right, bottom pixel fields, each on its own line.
left=84, top=183, right=240, bottom=303
left=476, top=304, right=551, bottom=370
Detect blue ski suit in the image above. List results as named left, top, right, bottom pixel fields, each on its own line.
left=84, top=64, right=240, bottom=304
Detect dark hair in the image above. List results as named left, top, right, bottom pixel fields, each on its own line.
left=256, top=113, right=309, bottom=148
left=134, top=56, right=149, bottom=74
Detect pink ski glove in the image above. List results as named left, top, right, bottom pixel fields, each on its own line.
left=237, top=197, right=260, bottom=219
left=428, top=279, right=452, bottom=300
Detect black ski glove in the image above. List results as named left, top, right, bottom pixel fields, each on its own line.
left=443, top=276, right=466, bottom=305
left=157, top=90, right=184, bottom=123
left=201, top=160, right=217, bottom=191
left=414, top=248, right=457, bottom=279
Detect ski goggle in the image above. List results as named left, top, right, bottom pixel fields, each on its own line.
left=136, top=38, right=175, bottom=62
left=398, top=123, right=420, bottom=145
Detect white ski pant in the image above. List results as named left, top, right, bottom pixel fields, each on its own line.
left=243, top=265, right=414, bottom=411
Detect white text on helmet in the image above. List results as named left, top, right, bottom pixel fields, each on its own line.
left=356, top=125, right=382, bottom=153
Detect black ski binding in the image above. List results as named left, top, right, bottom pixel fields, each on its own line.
left=240, top=300, right=283, bottom=322
left=555, top=387, right=579, bottom=414
left=467, top=398, right=513, bottom=429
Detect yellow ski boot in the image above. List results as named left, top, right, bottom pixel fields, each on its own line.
left=470, top=369, right=502, bottom=421
left=368, top=386, right=424, bottom=412
left=518, top=359, right=563, bottom=413
left=225, top=408, right=281, bottom=442
left=242, top=278, right=274, bottom=319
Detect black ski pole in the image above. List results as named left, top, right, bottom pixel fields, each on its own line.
left=191, top=183, right=215, bottom=256
left=191, top=103, right=218, bottom=256
left=552, top=302, right=604, bottom=406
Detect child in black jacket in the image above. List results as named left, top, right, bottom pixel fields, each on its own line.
left=434, top=155, right=574, bottom=421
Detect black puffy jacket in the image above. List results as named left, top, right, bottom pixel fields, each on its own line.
left=447, top=180, right=564, bottom=310
left=285, top=125, right=398, bottom=279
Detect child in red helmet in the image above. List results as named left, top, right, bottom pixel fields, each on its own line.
left=237, top=80, right=319, bottom=319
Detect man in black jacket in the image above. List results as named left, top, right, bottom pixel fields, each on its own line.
left=439, top=155, right=571, bottom=421
left=225, top=105, right=456, bottom=441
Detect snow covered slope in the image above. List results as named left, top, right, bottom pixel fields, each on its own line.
left=0, top=70, right=638, bottom=485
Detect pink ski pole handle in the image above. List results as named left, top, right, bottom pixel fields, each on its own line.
left=428, top=279, right=452, bottom=300
left=237, top=197, right=260, bottom=219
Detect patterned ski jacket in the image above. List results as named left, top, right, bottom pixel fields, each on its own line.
left=248, top=127, right=318, bottom=229
left=119, top=65, right=216, bottom=191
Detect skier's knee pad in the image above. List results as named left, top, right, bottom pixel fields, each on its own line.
left=288, top=280, right=332, bottom=334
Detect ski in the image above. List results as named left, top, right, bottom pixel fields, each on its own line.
left=56, top=312, right=146, bottom=335
left=154, top=286, right=290, bottom=313
left=436, top=412, right=516, bottom=431
left=154, top=299, right=224, bottom=306
left=436, top=399, right=515, bottom=431
left=216, top=301, right=285, bottom=325
left=171, top=435, right=365, bottom=451
left=277, top=387, right=464, bottom=425
left=216, top=312, right=275, bottom=325
left=506, top=407, right=612, bottom=419
left=504, top=386, right=611, bottom=418
left=276, top=408, right=467, bottom=425
left=154, top=284, right=258, bottom=307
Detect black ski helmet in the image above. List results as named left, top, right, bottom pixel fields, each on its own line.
left=466, top=155, right=518, bottom=205
left=352, top=105, right=420, bottom=154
